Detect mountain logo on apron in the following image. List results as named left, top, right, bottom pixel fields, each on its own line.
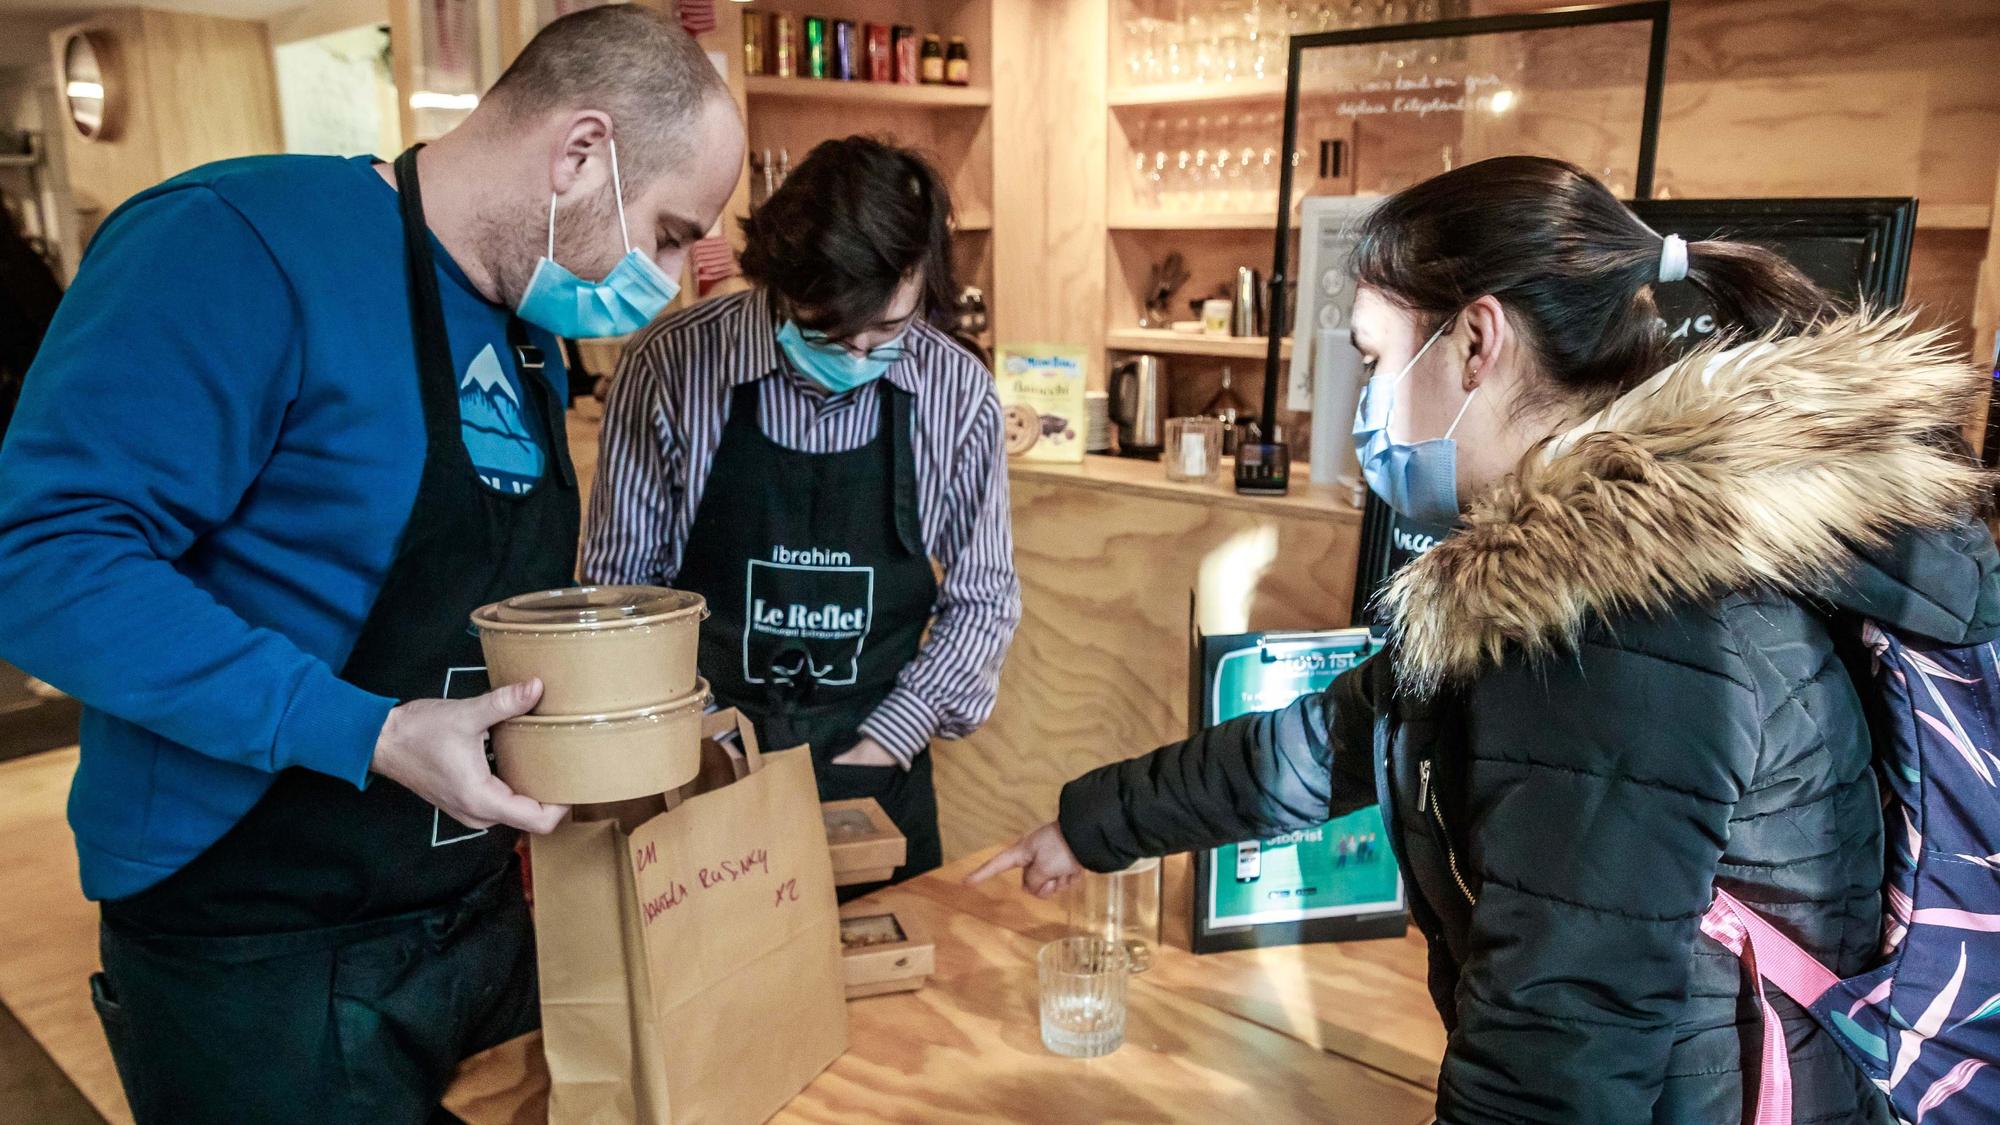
left=744, top=558, right=875, bottom=687
left=459, top=343, right=546, bottom=495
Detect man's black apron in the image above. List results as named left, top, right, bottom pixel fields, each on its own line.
left=676, top=374, right=942, bottom=895
left=91, top=147, right=579, bottom=1125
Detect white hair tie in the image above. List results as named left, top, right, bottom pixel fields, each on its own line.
left=1657, top=233, right=1689, bottom=284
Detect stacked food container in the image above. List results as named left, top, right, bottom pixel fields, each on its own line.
left=471, top=586, right=711, bottom=805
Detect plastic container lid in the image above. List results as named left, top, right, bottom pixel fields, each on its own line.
left=473, top=585, right=706, bottom=632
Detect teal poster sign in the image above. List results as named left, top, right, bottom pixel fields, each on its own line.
left=1202, top=631, right=1404, bottom=933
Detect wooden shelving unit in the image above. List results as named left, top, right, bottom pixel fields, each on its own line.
left=1106, top=328, right=1291, bottom=360
left=1108, top=208, right=1287, bottom=231
left=1918, top=204, right=1995, bottom=232
left=1107, top=77, right=1289, bottom=108
left=696, top=0, right=996, bottom=317
left=744, top=75, right=994, bottom=108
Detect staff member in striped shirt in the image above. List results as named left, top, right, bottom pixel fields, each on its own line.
left=585, top=136, right=1020, bottom=889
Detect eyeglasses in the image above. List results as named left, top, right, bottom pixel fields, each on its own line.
left=799, top=326, right=911, bottom=363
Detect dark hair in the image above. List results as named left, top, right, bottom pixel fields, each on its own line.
left=484, top=6, right=729, bottom=183
left=1354, top=156, right=1830, bottom=414
left=738, top=136, right=956, bottom=340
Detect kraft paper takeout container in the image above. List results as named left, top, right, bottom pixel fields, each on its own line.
left=839, top=905, right=934, bottom=1000
left=491, top=680, right=710, bottom=805
left=821, top=798, right=906, bottom=886
left=472, top=585, right=707, bottom=717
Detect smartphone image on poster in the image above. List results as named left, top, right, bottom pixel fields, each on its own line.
left=1235, top=839, right=1262, bottom=883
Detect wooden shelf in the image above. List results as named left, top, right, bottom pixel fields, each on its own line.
left=955, top=209, right=993, bottom=232
left=745, top=76, right=993, bottom=108
left=1917, top=204, right=1995, bottom=231
left=1107, top=76, right=1288, bottom=108
left=1106, top=328, right=1291, bottom=359
left=1109, top=209, right=1288, bottom=231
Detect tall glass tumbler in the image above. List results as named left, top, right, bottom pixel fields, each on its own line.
left=1068, top=856, right=1164, bottom=970
left=1038, top=937, right=1130, bottom=1057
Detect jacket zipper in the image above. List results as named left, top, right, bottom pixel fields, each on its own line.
left=1420, top=758, right=1477, bottom=907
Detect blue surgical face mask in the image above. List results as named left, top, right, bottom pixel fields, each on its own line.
left=1350, top=316, right=1478, bottom=527
left=516, top=138, right=680, bottom=339
left=776, top=319, right=910, bottom=394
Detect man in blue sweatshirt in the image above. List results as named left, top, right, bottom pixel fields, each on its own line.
left=0, top=9, right=741, bottom=1122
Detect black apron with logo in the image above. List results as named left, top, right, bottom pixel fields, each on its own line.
left=676, top=375, right=942, bottom=891
left=91, top=147, right=579, bottom=1125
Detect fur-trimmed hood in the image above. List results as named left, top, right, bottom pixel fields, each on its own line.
left=1383, top=313, right=1995, bottom=698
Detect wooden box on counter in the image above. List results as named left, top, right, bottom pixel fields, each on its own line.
left=839, top=904, right=935, bottom=1000
left=822, top=797, right=905, bottom=886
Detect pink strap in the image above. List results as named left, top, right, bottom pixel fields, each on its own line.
left=1700, top=889, right=1844, bottom=1125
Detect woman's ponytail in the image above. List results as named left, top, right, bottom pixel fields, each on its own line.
left=1680, top=238, right=1828, bottom=338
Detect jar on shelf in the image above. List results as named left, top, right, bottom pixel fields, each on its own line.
left=945, top=36, right=970, bottom=86
left=920, top=33, right=946, bottom=84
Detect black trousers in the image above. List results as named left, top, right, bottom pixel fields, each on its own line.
left=92, top=865, right=536, bottom=1125
left=819, top=750, right=943, bottom=903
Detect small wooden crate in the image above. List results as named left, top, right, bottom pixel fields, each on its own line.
left=839, top=905, right=934, bottom=1000
left=821, top=798, right=905, bottom=886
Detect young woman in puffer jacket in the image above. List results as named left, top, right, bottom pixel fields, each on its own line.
left=971, top=156, right=2000, bottom=1124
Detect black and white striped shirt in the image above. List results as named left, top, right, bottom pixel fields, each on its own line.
left=583, top=288, right=1021, bottom=766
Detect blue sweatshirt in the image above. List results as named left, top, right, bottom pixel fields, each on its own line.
left=0, top=155, right=563, bottom=901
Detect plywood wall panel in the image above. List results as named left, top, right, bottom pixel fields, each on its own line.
left=935, top=475, right=1359, bottom=860
left=50, top=8, right=283, bottom=222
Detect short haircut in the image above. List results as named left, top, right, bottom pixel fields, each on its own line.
left=484, top=5, right=730, bottom=183
left=739, top=135, right=957, bottom=340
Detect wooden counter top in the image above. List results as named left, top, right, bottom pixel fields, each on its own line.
left=0, top=746, right=1442, bottom=1123
left=1008, top=454, right=1364, bottom=522
left=443, top=852, right=1441, bottom=1124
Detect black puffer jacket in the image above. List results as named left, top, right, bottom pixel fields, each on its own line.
left=1059, top=318, right=2000, bottom=1124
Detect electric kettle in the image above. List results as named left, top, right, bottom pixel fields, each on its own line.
left=1109, top=354, right=1169, bottom=458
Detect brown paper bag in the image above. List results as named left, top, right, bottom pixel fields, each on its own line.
left=531, top=710, right=848, bottom=1125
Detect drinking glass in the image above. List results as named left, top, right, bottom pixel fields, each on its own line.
left=1190, top=115, right=1214, bottom=209
left=1161, top=19, right=1187, bottom=82
left=1123, top=17, right=1149, bottom=85
left=1068, top=858, right=1165, bottom=966
left=1038, top=937, right=1130, bottom=1058
left=1188, top=9, right=1215, bottom=82
left=1208, top=144, right=1232, bottom=210
left=1164, top=419, right=1225, bottom=483
left=1233, top=138, right=1258, bottom=212
left=1167, top=116, right=1196, bottom=209
left=1140, top=18, right=1164, bottom=82
left=1138, top=116, right=1168, bottom=207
